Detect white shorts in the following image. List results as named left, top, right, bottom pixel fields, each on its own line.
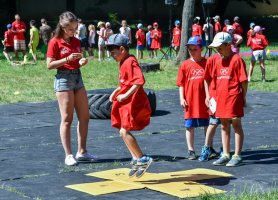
left=98, top=38, right=105, bottom=47
left=251, top=50, right=266, bottom=62
left=14, top=40, right=26, bottom=51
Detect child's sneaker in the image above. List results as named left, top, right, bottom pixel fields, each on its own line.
left=187, top=150, right=197, bottom=160
left=226, top=155, right=243, bottom=167
left=199, top=146, right=211, bottom=162
left=76, top=152, right=97, bottom=162
left=65, top=154, right=78, bottom=166
left=209, top=147, right=219, bottom=158
left=212, top=154, right=230, bottom=166
left=135, top=156, right=153, bottom=178
left=128, top=159, right=139, bottom=177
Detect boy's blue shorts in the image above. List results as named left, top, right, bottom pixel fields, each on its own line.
left=184, top=118, right=209, bottom=128
left=137, top=45, right=144, bottom=50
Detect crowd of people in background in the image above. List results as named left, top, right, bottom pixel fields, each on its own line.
left=2, top=13, right=269, bottom=81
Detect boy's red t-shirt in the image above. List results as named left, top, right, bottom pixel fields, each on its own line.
left=247, top=33, right=269, bottom=51
left=47, top=37, right=82, bottom=70
left=176, top=58, right=209, bottom=119
left=4, top=30, right=14, bottom=46
left=111, top=55, right=151, bottom=131
left=214, top=21, right=222, bottom=33
left=172, top=27, right=181, bottom=47
left=214, top=53, right=247, bottom=118
left=136, top=29, right=145, bottom=45
left=12, top=20, right=26, bottom=40
left=192, top=24, right=202, bottom=36
left=150, top=29, right=162, bottom=49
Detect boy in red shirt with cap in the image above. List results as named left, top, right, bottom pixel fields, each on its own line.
left=12, top=14, right=26, bottom=59
left=213, top=15, right=222, bottom=34
left=172, top=20, right=181, bottom=56
left=107, top=33, right=153, bottom=178
left=2, top=24, right=14, bottom=62
left=207, top=32, right=248, bottom=167
left=151, top=22, right=167, bottom=58
left=192, top=17, right=202, bottom=37
left=247, top=25, right=269, bottom=82
left=176, top=36, right=209, bottom=160
left=135, top=23, right=145, bottom=59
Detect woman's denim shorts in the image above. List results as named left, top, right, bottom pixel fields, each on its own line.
left=54, top=69, right=84, bottom=92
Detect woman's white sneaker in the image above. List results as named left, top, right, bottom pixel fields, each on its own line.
left=65, top=154, right=78, bottom=166
left=76, top=152, right=97, bottom=162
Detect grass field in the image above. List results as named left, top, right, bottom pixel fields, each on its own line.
left=0, top=46, right=277, bottom=104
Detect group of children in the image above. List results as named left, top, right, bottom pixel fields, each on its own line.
left=2, top=14, right=52, bottom=64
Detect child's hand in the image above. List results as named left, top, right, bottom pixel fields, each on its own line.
left=116, top=94, right=127, bottom=102
left=68, top=53, right=82, bottom=61
left=79, top=58, right=87, bottom=66
left=180, top=98, right=187, bottom=108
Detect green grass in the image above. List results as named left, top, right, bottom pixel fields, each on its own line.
left=0, top=46, right=277, bottom=104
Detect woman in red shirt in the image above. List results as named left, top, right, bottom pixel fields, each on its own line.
left=47, top=11, right=96, bottom=166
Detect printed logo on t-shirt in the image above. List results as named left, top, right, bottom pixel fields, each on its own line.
left=252, top=38, right=262, bottom=45
left=189, top=68, right=204, bottom=80
left=218, top=68, right=231, bottom=79
left=61, top=47, right=70, bottom=55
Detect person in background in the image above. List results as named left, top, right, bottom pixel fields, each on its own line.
left=12, top=14, right=26, bottom=59
left=222, top=19, right=230, bottom=32
left=97, top=21, right=106, bottom=61
left=76, top=18, right=87, bottom=57
left=247, top=26, right=269, bottom=82
left=213, top=15, right=221, bottom=34
left=247, top=22, right=255, bottom=40
left=232, top=16, right=244, bottom=35
left=203, top=17, right=213, bottom=55
left=104, top=22, right=114, bottom=59
left=119, top=20, right=132, bottom=44
left=172, top=19, right=181, bottom=56
left=192, top=17, right=202, bottom=37
left=88, top=24, right=96, bottom=60
left=227, top=25, right=243, bottom=54
left=146, top=25, right=154, bottom=58
left=46, top=11, right=96, bottom=166
left=2, top=24, right=14, bottom=62
left=28, top=20, right=40, bottom=63
left=39, top=18, right=52, bottom=58
left=135, top=23, right=145, bottom=59
left=150, top=22, right=166, bottom=58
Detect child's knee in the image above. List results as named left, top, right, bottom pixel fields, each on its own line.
left=119, top=128, right=128, bottom=137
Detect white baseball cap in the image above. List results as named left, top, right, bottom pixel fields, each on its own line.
left=209, top=32, right=232, bottom=48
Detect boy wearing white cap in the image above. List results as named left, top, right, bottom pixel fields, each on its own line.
left=207, top=32, right=248, bottom=167
left=213, top=15, right=221, bottom=34
left=247, top=26, right=269, bottom=82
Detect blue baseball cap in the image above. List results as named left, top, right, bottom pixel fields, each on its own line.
left=250, top=22, right=255, bottom=27
left=186, top=36, right=204, bottom=47
left=106, top=34, right=130, bottom=46
left=175, top=20, right=180, bottom=25
left=137, top=23, right=143, bottom=29
left=7, top=24, right=12, bottom=29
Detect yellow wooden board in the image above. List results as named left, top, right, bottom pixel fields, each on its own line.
left=66, top=168, right=233, bottom=198
left=66, top=180, right=144, bottom=195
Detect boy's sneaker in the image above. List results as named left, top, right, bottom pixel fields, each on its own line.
left=226, top=155, right=243, bottom=167
left=65, top=154, right=78, bottom=166
left=128, top=159, right=139, bottom=177
left=212, top=155, right=230, bottom=166
left=187, top=150, right=197, bottom=160
left=76, top=152, right=97, bottom=162
left=135, top=156, right=153, bottom=178
left=209, top=147, right=219, bottom=158
left=199, top=146, right=211, bottom=162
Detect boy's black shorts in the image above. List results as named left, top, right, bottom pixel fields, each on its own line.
left=4, top=46, right=14, bottom=53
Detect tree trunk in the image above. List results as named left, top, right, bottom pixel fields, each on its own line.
left=176, top=0, right=195, bottom=65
